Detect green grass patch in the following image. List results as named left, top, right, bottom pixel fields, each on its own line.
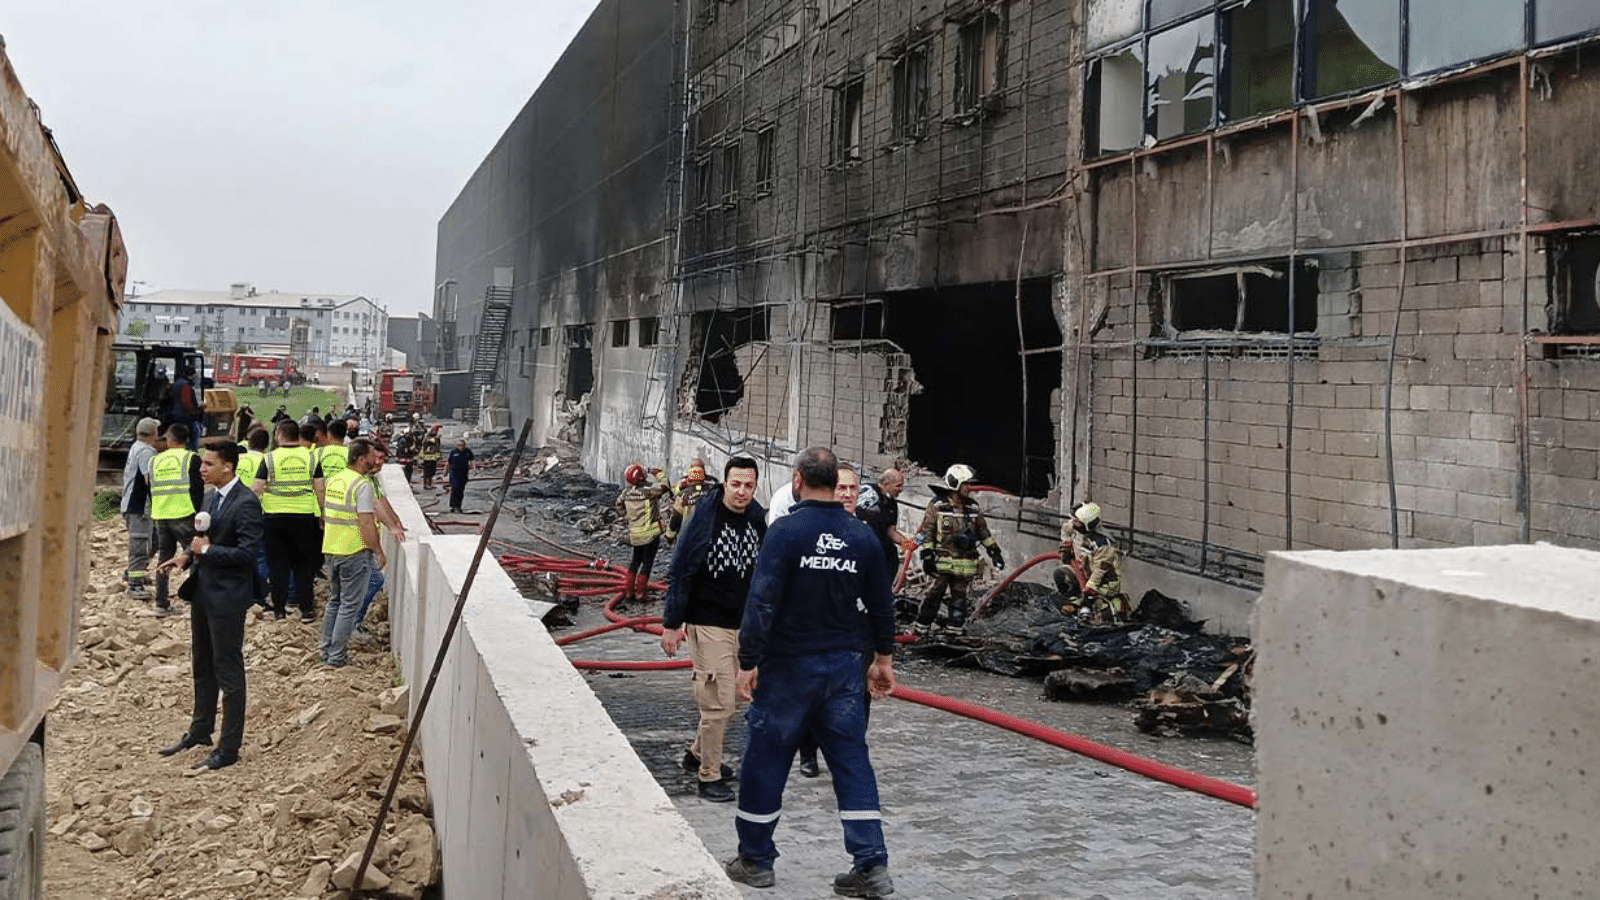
left=233, top=385, right=343, bottom=424
left=93, top=489, right=122, bottom=521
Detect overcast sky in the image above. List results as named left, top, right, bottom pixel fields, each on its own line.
left=3, top=1, right=596, bottom=317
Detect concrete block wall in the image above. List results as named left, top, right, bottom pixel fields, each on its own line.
left=376, top=467, right=741, bottom=900
left=1256, top=545, right=1600, bottom=897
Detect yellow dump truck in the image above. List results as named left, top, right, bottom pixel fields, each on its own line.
left=0, top=42, right=128, bottom=897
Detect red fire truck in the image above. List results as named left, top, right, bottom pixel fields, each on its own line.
left=214, top=353, right=303, bottom=387
left=378, top=368, right=433, bottom=415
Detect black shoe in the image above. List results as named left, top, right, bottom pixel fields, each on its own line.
left=724, top=855, right=775, bottom=889
left=681, top=749, right=735, bottom=781
left=300, top=610, right=315, bottom=623
left=833, top=864, right=895, bottom=898
left=273, top=610, right=287, bottom=620
left=158, top=734, right=211, bottom=757
left=698, top=778, right=735, bottom=803
left=798, top=756, right=821, bottom=778
left=192, top=749, right=239, bottom=770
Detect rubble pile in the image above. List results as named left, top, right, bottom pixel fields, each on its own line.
left=46, top=518, right=441, bottom=900
left=914, top=582, right=1254, bottom=741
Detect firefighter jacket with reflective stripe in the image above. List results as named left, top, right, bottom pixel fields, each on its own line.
left=418, top=436, right=441, bottom=462
left=259, top=447, right=318, bottom=515
left=316, top=444, right=348, bottom=478
left=236, top=450, right=264, bottom=485
left=322, top=468, right=370, bottom=556
left=614, top=473, right=670, bottom=546
left=149, top=449, right=200, bottom=521
left=1061, top=521, right=1125, bottom=598
left=914, top=494, right=997, bottom=578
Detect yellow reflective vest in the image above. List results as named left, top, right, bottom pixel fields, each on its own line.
left=316, top=443, right=349, bottom=479
left=259, top=446, right=318, bottom=515
left=149, top=449, right=198, bottom=521
left=236, top=450, right=264, bottom=485
left=322, top=468, right=370, bottom=555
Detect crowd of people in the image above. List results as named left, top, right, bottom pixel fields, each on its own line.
left=118, top=401, right=475, bottom=773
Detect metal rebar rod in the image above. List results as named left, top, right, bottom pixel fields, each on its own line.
left=351, top=417, right=535, bottom=895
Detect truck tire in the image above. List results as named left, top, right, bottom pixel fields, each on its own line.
left=0, top=743, right=45, bottom=900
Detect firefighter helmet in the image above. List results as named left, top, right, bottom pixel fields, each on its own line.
left=1074, top=502, right=1102, bottom=530
left=943, top=464, right=976, bottom=491
left=624, top=463, right=647, bottom=486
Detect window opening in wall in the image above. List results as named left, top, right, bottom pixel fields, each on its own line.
left=638, top=316, right=660, bottom=347
left=1222, top=0, right=1295, bottom=120
left=1086, top=44, right=1144, bottom=155
left=564, top=324, right=594, bottom=398
left=832, top=78, right=864, bottom=163
left=720, top=142, right=741, bottom=205
left=1536, top=1, right=1600, bottom=44
left=539, top=327, right=551, bottom=347
left=754, top=126, right=775, bottom=195
left=693, top=153, right=714, bottom=209
left=611, top=319, right=631, bottom=347
left=881, top=279, right=1061, bottom=497
left=891, top=46, right=930, bottom=142
left=830, top=300, right=885, bottom=340
left=955, top=11, right=1004, bottom=114
left=1303, top=0, right=1400, bottom=97
left=1158, top=259, right=1320, bottom=346
left=1146, top=14, right=1216, bottom=142
left=1547, top=233, right=1600, bottom=349
left=688, top=307, right=770, bottom=423
left=1407, top=0, right=1523, bottom=74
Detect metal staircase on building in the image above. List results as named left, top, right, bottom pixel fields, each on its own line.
left=469, top=286, right=513, bottom=421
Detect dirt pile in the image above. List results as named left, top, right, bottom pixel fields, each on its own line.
left=45, top=517, right=440, bottom=899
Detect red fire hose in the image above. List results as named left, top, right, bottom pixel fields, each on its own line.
left=969, top=551, right=1061, bottom=620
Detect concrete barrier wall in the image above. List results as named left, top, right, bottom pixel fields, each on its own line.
left=377, top=466, right=741, bottom=899
left=1256, top=544, right=1600, bottom=898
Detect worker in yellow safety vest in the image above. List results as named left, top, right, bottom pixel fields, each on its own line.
left=149, top=422, right=204, bottom=617
left=252, top=419, right=321, bottom=621
left=319, top=437, right=387, bottom=666
left=614, top=463, right=671, bottom=600
left=313, top=420, right=350, bottom=511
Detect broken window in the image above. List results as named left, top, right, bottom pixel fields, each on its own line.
left=638, top=316, right=660, bottom=347
left=720, top=142, right=741, bottom=205
left=539, top=326, right=551, bottom=347
left=1222, top=0, right=1295, bottom=120
left=832, top=78, right=864, bottom=163
left=1086, top=44, right=1144, bottom=155
left=954, top=11, right=1004, bottom=114
left=1146, top=15, right=1216, bottom=142
left=564, top=325, right=594, bottom=398
left=693, top=154, right=714, bottom=209
left=1149, top=0, right=1211, bottom=28
left=611, top=319, right=630, bottom=347
left=1303, top=0, right=1400, bottom=98
left=1087, top=0, right=1143, bottom=49
left=1161, top=259, right=1320, bottom=340
left=1547, top=233, right=1600, bottom=335
left=689, top=307, right=770, bottom=423
left=891, top=47, right=930, bottom=142
left=754, top=126, right=775, bottom=195
left=1407, top=0, right=1524, bottom=74
left=830, top=301, right=885, bottom=340
left=1536, top=2, right=1600, bottom=44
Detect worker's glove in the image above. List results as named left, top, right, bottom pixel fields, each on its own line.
left=987, top=546, right=1005, bottom=568
left=920, top=550, right=939, bottom=577
left=1082, top=584, right=1099, bottom=597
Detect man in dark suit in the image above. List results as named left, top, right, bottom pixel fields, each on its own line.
left=155, top=439, right=264, bottom=771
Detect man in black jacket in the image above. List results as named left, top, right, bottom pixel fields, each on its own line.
left=155, top=440, right=264, bottom=771
left=660, top=456, right=766, bottom=802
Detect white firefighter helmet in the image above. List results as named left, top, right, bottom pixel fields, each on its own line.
left=943, top=464, right=976, bottom=491
left=1074, top=502, right=1102, bottom=530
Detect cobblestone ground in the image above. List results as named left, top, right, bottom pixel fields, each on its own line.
left=565, top=606, right=1255, bottom=900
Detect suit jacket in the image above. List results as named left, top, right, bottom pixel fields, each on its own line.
left=187, top=482, right=264, bottom=614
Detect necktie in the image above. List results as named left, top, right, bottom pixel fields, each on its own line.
left=209, top=491, right=222, bottom=517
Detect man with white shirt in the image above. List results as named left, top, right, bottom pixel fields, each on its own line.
left=155, top=440, right=264, bottom=771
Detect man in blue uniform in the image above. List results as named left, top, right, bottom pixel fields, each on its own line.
left=725, top=446, right=898, bottom=899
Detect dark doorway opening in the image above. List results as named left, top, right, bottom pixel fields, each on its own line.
left=882, top=279, right=1061, bottom=497
left=564, top=325, right=594, bottom=398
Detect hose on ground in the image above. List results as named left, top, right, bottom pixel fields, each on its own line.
left=969, top=551, right=1061, bottom=621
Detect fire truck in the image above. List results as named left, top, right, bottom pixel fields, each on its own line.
left=213, top=352, right=303, bottom=387
left=378, top=368, right=433, bottom=415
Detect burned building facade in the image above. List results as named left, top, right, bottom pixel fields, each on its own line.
left=437, top=0, right=1600, bottom=607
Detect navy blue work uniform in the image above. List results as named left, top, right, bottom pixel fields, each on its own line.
left=734, top=498, right=898, bottom=872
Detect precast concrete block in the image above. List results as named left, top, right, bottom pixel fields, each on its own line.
left=1256, top=545, right=1600, bottom=899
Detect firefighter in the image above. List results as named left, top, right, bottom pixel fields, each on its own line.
left=376, top=414, right=394, bottom=446
left=1054, top=502, right=1131, bottom=623
left=666, top=457, right=719, bottom=537
left=418, top=426, right=443, bottom=490
left=910, top=464, right=1004, bottom=636
left=614, top=463, right=671, bottom=600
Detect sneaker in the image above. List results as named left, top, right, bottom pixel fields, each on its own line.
left=681, top=749, right=735, bottom=781
left=154, top=605, right=172, bottom=619
left=798, top=756, right=821, bottom=778
left=299, top=610, right=316, bottom=624
left=833, top=864, right=894, bottom=898
left=724, top=855, right=775, bottom=889
left=697, top=778, right=735, bottom=803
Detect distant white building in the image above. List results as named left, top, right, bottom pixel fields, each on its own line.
left=118, top=282, right=390, bottom=371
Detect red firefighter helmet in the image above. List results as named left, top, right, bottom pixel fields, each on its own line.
left=624, top=463, right=647, bottom=486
